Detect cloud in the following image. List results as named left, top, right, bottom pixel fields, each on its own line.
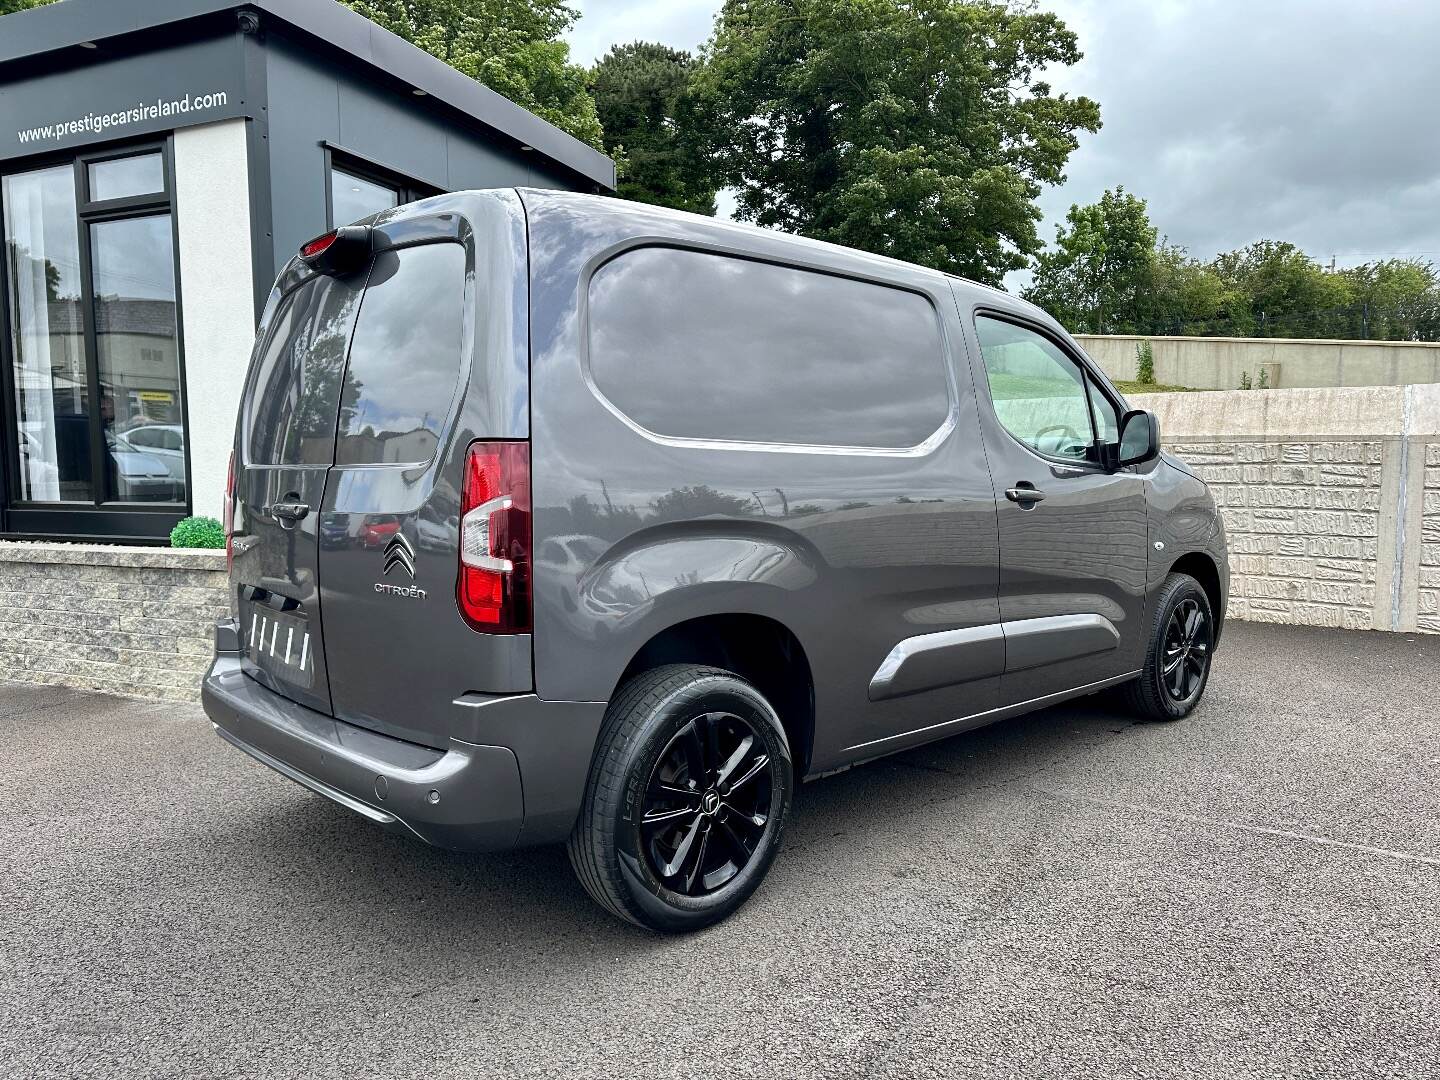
left=566, top=0, right=1440, bottom=282
left=566, top=0, right=717, bottom=66
left=1036, top=0, right=1440, bottom=270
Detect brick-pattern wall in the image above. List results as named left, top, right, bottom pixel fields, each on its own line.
left=1422, top=443, right=1440, bottom=633
left=1173, top=439, right=1384, bottom=631
left=0, top=542, right=228, bottom=702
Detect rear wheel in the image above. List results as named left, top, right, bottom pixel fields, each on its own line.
left=567, top=664, right=793, bottom=931
left=1123, top=572, right=1215, bottom=721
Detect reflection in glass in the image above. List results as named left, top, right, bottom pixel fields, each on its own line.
left=89, top=153, right=164, bottom=202
left=335, top=244, right=466, bottom=465
left=331, top=167, right=399, bottom=227
left=587, top=247, right=951, bottom=449
left=91, top=215, right=185, bottom=503
left=246, top=275, right=366, bottom=466
left=975, top=317, right=1096, bottom=461
left=4, top=164, right=90, bottom=502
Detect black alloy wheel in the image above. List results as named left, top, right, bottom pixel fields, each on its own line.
left=1123, top=571, right=1217, bottom=721
left=640, top=709, right=774, bottom=896
left=568, top=665, right=793, bottom=931
left=1161, top=596, right=1211, bottom=703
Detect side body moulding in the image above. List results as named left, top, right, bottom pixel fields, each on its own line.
left=868, top=613, right=1122, bottom=701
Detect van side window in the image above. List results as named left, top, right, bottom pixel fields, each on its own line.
left=974, top=316, right=1106, bottom=464
left=588, top=247, right=951, bottom=449
left=247, top=276, right=365, bottom=466
left=335, top=243, right=467, bottom=466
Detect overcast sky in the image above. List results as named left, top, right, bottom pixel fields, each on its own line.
left=566, top=0, right=1440, bottom=283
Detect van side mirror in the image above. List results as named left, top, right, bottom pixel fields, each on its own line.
left=1116, top=409, right=1160, bottom=469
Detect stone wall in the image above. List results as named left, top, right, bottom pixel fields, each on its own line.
left=1424, top=444, right=1440, bottom=633
left=0, top=542, right=228, bottom=702
left=1131, top=385, right=1440, bottom=634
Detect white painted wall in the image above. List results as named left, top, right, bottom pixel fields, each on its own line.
left=173, top=118, right=254, bottom=521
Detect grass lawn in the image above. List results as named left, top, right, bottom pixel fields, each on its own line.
left=1113, top=380, right=1197, bottom=395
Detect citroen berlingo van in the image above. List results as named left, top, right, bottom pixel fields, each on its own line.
left=202, top=189, right=1228, bottom=931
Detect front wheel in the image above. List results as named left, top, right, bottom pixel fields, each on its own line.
left=567, top=664, right=793, bottom=932
left=1123, top=572, right=1216, bottom=721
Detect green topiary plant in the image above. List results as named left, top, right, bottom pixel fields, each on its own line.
left=170, top=516, right=225, bottom=549
left=1135, top=339, right=1156, bottom=385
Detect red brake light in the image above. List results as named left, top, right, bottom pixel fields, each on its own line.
left=458, top=441, right=531, bottom=634
left=224, top=450, right=235, bottom=572
left=300, top=231, right=338, bottom=259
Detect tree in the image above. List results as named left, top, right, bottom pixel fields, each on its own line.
left=339, top=0, right=602, bottom=148
left=1340, top=259, right=1440, bottom=341
left=591, top=42, right=718, bottom=215
left=0, top=0, right=54, bottom=14
left=1023, top=187, right=1155, bottom=333
left=690, top=0, right=1100, bottom=285
left=1142, top=240, right=1234, bottom=335
left=1210, top=240, right=1354, bottom=337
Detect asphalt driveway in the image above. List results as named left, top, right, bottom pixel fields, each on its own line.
left=2, top=622, right=1437, bottom=1079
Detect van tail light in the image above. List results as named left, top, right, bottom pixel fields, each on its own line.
left=224, top=450, right=235, bottom=572
left=458, top=441, right=531, bottom=634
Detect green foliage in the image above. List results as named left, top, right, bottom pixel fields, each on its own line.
left=1024, top=187, right=1155, bottom=332
left=340, top=0, right=603, bottom=148
left=1257, top=367, right=1270, bottom=390
left=1136, top=339, right=1156, bottom=385
left=591, top=42, right=717, bottom=215
left=1026, top=188, right=1440, bottom=341
left=0, top=0, right=55, bottom=15
left=690, top=0, right=1100, bottom=285
left=1339, top=259, right=1440, bottom=341
left=1238, top=371, right=1252, bottom=390
left=170, top=516, right=225, bottom=550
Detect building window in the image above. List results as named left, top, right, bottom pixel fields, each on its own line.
left=325, top=151, right=438, bottom=229
left=2, top=142, right=186, bottom=535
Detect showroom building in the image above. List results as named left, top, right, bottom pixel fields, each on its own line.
left=0, top=0, right=614, bottom=542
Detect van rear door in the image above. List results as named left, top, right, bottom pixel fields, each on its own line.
left=233, top=270, right=366, bottom=715
left=318, top=237, right=533, bottom=747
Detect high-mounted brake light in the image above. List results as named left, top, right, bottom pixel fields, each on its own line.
left=298, top=225, right=371, bottom=275
left=458, top=441, right=531, bottom=634
left=224, top=450, right=235, bottom=572
left=300, top=231, right=338, bottom=259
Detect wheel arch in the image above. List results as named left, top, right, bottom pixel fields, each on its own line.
left=1169, top=551, right=1225, bottom=647
left=615, top=613, right=816, bottom=778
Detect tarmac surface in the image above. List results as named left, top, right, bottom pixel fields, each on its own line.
left=3, top=621, right=1437, bottom=1079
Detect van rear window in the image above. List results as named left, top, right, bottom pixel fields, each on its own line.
left=587, top=247, right=951, bottom=449
left=246, top=275, right=365, bottom=466
left=335, top=243, right=467, bottom=466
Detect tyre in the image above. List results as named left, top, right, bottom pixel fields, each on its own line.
left=1122, top=572, right=1216, bottom=721
left=567, top=664, right=793, bottom=932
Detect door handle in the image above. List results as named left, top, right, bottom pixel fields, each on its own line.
left=1005, top=485, right=1045, bottom=508
left=269, top=501, right=310, bottom=526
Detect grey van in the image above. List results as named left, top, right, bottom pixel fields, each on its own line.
left=202, top=189, right=1228, bottom=931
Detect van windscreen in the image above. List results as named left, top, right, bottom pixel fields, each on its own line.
left=246, top=274, right=365, bottom=466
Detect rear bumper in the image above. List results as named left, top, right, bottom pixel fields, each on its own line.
left=203, top=654, right=525, bottom=851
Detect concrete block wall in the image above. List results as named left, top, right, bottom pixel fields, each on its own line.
left=1131, top=385, right=1440, bottom=634
left=0, top=542, right=228, bottom=702
left=1423, top=444, right=1440, bottom=632
left=1079, top=333, right=1440, bottom=391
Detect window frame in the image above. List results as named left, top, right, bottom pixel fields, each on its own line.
left=579, top=238, right=961, bottom=457
left=323, top=145, right=441, bottom=230
left=971, top=308, right=1127, bottom=472
left=0, top=136, right=191, bottom=542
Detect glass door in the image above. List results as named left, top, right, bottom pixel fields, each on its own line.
left=4, top=165, right=90, bottom=504
left=1, top=142, right=187, bottom=539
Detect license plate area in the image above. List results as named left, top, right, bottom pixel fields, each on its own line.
left=244, top=602, right=315, bottom=689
